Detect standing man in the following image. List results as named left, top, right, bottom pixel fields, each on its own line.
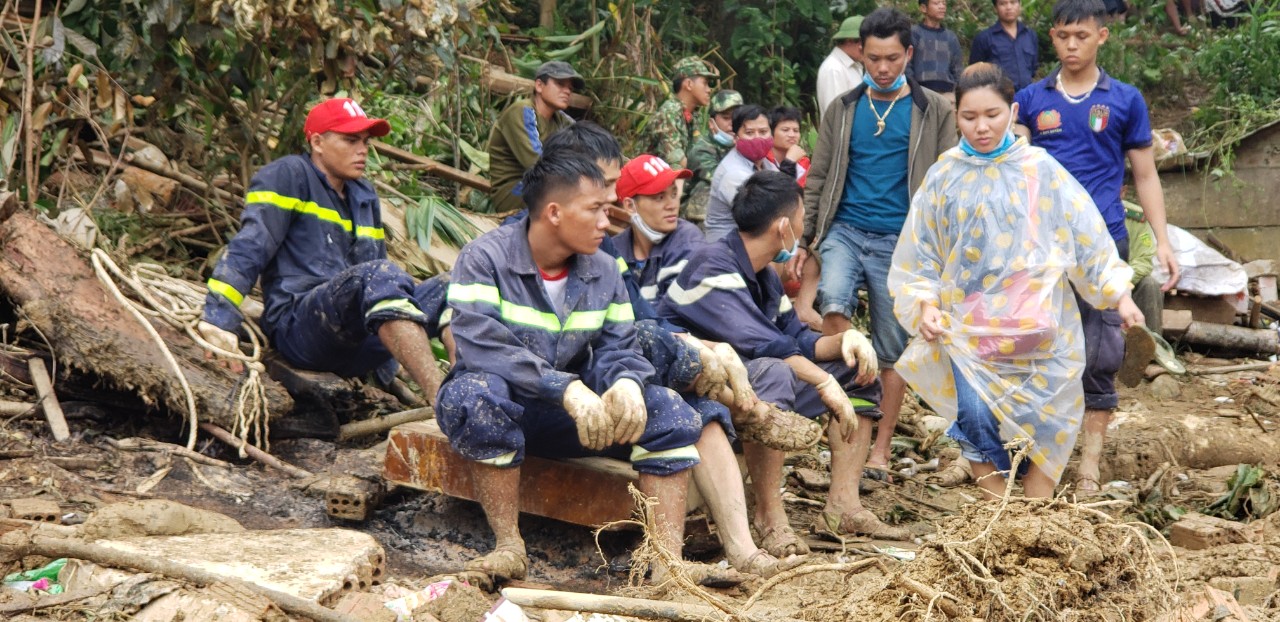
left=684, top=90, right=744, bottom=228
left=908, top=0, right=964, bottom=96
left=816, top=15, right=866, bottom=121
left=797, top=7, right=957, bottom=472
left=970, top=0, right=1040, bottom=92
left=486, top=61, right=582, bottom=214
left=1014, top=0, right=1179, bottom=493
left=646, top=56, right=720, bottom=169
left=200, top=98, right=446, bottom=408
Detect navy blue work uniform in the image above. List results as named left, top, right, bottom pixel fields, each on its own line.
left=969, top=21, right=1039, bottom=93
left=1016, top=68, right=1153, bottom=410
left=436, top=222, right=702, bottom=474
left=658, top=231, right=882, bottom=421
left=203, top=155, right=447, bottom=380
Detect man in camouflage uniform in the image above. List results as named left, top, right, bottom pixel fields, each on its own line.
left=645, top=56, right=720, bottom=171
left=682, top=90, right=743, bottom=227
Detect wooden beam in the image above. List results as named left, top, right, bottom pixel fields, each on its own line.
left=26, top=358, right=69, bottom=441
left=371, top=141, right=490, bottom=192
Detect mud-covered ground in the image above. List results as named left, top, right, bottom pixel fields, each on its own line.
left=2, top=359, right=1280, bottom=620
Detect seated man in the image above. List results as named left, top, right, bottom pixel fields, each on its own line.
left=438, top=152, right=703, bottom=586
left=660, top=171, right=910, bottom=552
left=613, top=154, right=705, bottom=305
left=487, top=61, right=582, bottom=214
left=200, top=98, right=446, bottom=409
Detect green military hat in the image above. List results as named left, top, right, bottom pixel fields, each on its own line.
left=671, top=56, right=720, bottom=81
left=709, top=90, right=744, bottom=114
left=833, top=15, right=864, bottom=41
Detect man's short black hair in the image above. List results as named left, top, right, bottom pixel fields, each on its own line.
left=673, top=76, right=687, bottom=95
left=543, top=121, right=623, bottom=166
left=860, top=7, right=913, bottom=50
left=768, top=106, right=802, bottom=131
left=732, top=170, right=803, bottom=236
left=1052, top=0, right=1107, bottom=25
left=732, top=104, right=768, bottom=135
left=521, top=151, right=605, bottom=218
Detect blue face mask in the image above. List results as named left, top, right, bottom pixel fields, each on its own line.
left=958, top=104, right=1019, bottom=159
left=863, top=71, right=906, bottom=94
left=711, top=129, right=736, bottom=148
left=773, top=221, right=800, bottom=263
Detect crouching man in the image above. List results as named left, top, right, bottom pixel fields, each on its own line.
left=437, top=151, right=702, bottom=586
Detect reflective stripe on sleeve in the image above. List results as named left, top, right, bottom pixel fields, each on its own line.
left=367, top=298, right=424, bottom=319
left=207, top=278, right=245, bottom=307
left=665, top=273, right=749, bottom=306
left=477, top=450, right=517, bottom=467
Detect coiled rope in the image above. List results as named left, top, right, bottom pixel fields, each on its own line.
left=91, top=248, right=270, bottom=454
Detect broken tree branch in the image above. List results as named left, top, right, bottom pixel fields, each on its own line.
left=500, top=587, right=798, bottom=622
left=26, top=358, right=69, bottom=441
left=1187, top=361, right=1277, bottom=375
left=5, top=533, right=359, bottom=622
left=199, top=422, right=313, bottom=479
left=893, top=575, right=963, bottom=618
left=104, top=436, right=234, bottom=469
left=371, top=141, right=490, bottom=192
left=337, top=408, right=433, bottom=441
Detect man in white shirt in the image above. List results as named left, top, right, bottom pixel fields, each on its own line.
left=816, top=15, right=865, bottom=121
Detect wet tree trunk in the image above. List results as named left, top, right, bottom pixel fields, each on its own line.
left=0, top=211, right=293, bottom=432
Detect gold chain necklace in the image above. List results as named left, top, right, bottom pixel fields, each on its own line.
left=867, top=86, right=907, bottom=136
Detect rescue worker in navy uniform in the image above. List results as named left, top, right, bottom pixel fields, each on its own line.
left=437, top=152, right=702, bottom=586
left=660, top=170, right=912, bottom=555
left=199, top=98, right=447, bottom=407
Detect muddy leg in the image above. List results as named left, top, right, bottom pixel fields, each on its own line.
left=970, top=461, right=1008, bottom=501
left=1077, top=408, right=1109, bottom=492
left=868, top=368, right=904, bottom=468
left=1021, top=464, right=1056, bottom=498
left=828, top=413, right=873, bottom=515
left=691, top=422, right=757, bottom=568
left=469, top=463, right=527, bottom=576
left=378, top=320, right=444, bottom=403
left=639, top=471, right=690, bottom=583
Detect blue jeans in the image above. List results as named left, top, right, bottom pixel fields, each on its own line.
left=947, top=362, right=1028, bottom=478
left=816, top=223, right=909, bottom=366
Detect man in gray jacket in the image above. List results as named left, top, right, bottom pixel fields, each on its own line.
left=794, top=7, right=957, bottom=476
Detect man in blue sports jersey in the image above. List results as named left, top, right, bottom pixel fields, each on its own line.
left=1014, top=0, right=1180, bottom=493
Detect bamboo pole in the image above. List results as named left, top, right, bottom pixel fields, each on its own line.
left=337, top=408, right=434, bottom=441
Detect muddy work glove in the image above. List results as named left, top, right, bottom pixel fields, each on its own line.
left=563, top=380, right=611, bottom=451
left=841, top=329, right=879, bottom=385
left=715, top=342, right=758, bottom=413
left=602, top=378, right=647, bottom=445
left=815, top=374, right=858, bottom=443
left=684, top=337, right=728, bottom=398
left=196, top=320, right=244, bottom=372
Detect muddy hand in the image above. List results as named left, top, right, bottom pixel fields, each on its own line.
left=196, top=320, right=244, bottom=374
left=815, top=374, right=857, bottom=443
left=564, top=380, right=611, bottom=450
left=840, top=329, right=878, bottom=385
left=714, top=342, right=757, bottom=413
left=687, top=338, right=728, bottom=398
left=602, top=378, right=647, bottom=445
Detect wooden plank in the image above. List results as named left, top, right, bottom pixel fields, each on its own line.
left=1164, top=295, right=1239, bottom=325
left=371, top=141, right=490, bottom=192
left=26, top=358, right=69, bottom=441
left=383, top=420, right=701, bottom=527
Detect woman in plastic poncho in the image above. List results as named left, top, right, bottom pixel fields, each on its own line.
left=887, top=63, right=1144, bottom=499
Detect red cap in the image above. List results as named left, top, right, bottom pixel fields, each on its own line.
left=303, top=98, right=391, bottom=140
left=616, top=154, right=692, bottom=202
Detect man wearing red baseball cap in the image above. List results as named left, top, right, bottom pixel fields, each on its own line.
left=613, top=154, right=698, bottom=304
left=199, top=98, right=448, bottom=431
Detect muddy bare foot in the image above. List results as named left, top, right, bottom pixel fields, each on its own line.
left=461, top=543, right=528, bottom=591
left=736, top=402, right=822, bottom=452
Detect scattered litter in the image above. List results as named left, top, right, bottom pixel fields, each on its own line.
left=485, top=598, right=532, bottom=622
left=1214, top=396, right=1234, bottom=403
left=4, top=558, right=67, bottom=594
left=383, top=580, right=456, bottom=620
left=872, top=545, right=917, bottom=561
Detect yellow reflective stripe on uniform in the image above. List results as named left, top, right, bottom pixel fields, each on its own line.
left=367, top=298, right=424, bottom=318
left=207, top=278, right=245, bottom=307
left=666, top=272, right=749, bottom=306
left=604, top=302, right=634, bottom=322
left=246, top=190, right=385, bottom=241
left=477, top=451, right=517, bottom=467
left=448, top=282, right=502, bottom=305
left=615, top=256, right=629, bottom=274
left=449, top=283, right=633, bottom=333
left=438, top=307, right=454, bottom=329
left=631, top=444, right=701, bottom=464
left=778, top=295, right=793, bottom=314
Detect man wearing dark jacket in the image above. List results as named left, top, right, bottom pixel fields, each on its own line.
left=795, top=7, right=957, bottom=472
left=200, top=98, right=445, bottom=406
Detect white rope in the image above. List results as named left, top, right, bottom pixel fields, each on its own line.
left=91, top=249, right=270, bottom=454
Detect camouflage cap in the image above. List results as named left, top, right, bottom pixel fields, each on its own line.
left=709, top=90, right=744, bottom=114
left=671, top=56, right=720, bottom=81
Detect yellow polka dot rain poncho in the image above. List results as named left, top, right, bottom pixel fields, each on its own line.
left=888, top=138, right=1133, bottom=483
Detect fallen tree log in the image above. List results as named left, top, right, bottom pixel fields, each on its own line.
left=1100, top=408, right=1280, bottom=482
left=0, top=211, right=293, bottom=432
left=1182, top=321, right=1280, bottom=355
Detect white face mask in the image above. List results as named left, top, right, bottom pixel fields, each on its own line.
left=630, top=212, right=668, bottom=244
